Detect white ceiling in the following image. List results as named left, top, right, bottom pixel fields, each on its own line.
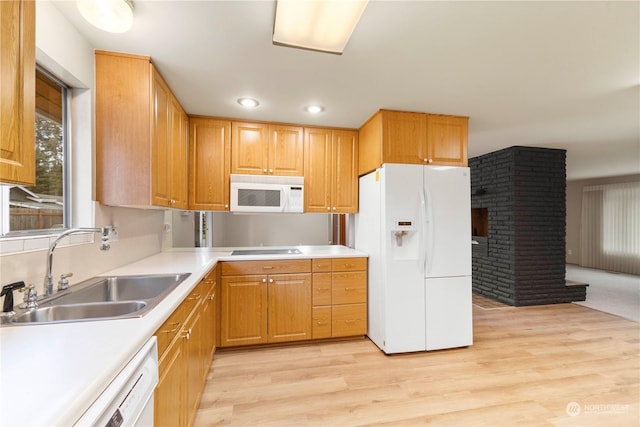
left=51, top=0, right=639, bottom=180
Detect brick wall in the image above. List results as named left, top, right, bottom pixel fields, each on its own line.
left=470, top=146, right=586, bottom=306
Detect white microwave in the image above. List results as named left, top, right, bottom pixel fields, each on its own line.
left=230, top=174, right=304, bottom=213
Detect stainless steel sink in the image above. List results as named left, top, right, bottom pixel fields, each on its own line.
left=5, top=273, right=190, bottom=326
left=11, top=301, right=147, bottom=324
left=51, top=273, right=191, bottom=305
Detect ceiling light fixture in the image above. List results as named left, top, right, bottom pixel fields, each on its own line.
left=237, top=98, right=260, bottom=108
left=77, top=0, right=134, bottom=33
left=305, top=105, right=324, bottom=114
left=273, top=0, right=369, bottom=54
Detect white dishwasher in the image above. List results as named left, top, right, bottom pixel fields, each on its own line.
left=75, top=336, right=159, bottom=427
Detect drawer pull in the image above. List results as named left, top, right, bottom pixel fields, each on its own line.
left=189, top=293, right=201, bottom=300
left=316, top=288, right=330, bottom=292
left=344, top=319, right=358, bottom=324
left=160, top=322, right=180, bottom=333
left=263, top=266, right=274, bottom=270
left=316, top=321, right=329, bottom=325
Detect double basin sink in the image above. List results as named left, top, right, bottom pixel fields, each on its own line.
left=8, top=273, right=190, bottom=325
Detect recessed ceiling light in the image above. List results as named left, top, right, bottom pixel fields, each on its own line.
left=237, top=98, right=259, bottom=108
left=305, top=105, right=324, bottom=114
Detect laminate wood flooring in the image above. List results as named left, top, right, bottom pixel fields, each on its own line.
left=194, top=304, right=640, bottom=426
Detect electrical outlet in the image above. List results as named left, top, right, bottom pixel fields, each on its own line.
left=109, top=228, right=119, bottom=242
left=567, top=249, right=573, bottom=255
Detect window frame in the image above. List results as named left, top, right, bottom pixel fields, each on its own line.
left=0, top=66, right=71, bottom=238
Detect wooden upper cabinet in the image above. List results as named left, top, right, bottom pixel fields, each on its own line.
left=189, top=117, right=231, bottom=210
left=358, top=109, right=468, bottom=175
left=269, top=125, right=304, bottom=176
left=0, top=0, right=35, bottom=185
left=382, top=111, right=427, bottom=165
left=427, top=114, right=468, bottom=166
left=95, top=50, right=187, bottom=208
left=304, top=127, right=332, bottom=212
left=331, top=130, right=358, bottom=213
left=231, top=121, right=303, bottom=176
left=304, top=128, right=358, bottom=213
left=231, top=122, right=268, bottom=175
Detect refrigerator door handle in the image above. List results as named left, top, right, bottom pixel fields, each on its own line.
left=424, top=182, right=435, bottom=274
left=419, top=187, right=427, bottom=275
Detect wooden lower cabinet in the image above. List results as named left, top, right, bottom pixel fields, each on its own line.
left=221, top=257, right=367, bottom=348
left=312, top=257, right=368, bottom=338
left=155, top=265, right=218, bottom=427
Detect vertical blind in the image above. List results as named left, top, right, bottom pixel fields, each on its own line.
left=581, top=181, right=640, bottom=275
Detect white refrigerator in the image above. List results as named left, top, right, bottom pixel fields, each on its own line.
left=355, top=163, right=473, bottom=354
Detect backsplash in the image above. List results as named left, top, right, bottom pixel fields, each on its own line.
left=0, top=204, right=165, bottom=305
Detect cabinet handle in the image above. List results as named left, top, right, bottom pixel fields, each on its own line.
left=326, top=207, right=330, bottom=211
left=263, top=266, right=273, bottom=269
left=344, top=319, right=357, bottom=324
left=269, top=168, right=273, bottom=174
left=428, top=159, right=433, bottom=163
left=269, top=278, right=274, bottom=283
left=159, top=322, right=180, bottom=333
left=316, top=321, right=329, bottom=326
left=423, top=158, right=429, bottom=163
left=262, top=278, right=267, bottom=283
left=189, top=293, right=201, bottom=300
left=316, top=287, right=330, bottom=292
left=344, top=287, right=356, bottom=291
left=263, top=168, right=267, bottom=173
left=208, top=292, right=215, bottom=300
left=332, top=207, right=336, bottom=211
left=225, top=204, right=229, bottom=208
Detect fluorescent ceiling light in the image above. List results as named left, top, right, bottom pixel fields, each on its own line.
left=273, top=0, right=369, bottom=54
left=77, top=0, right=134, bottom=33
left=237, top=98, right=260, bottom=108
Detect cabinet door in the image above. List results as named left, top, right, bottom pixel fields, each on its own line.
left=185, top=308, right=204, bottom=427
left=0, top=0, right=35, bottom=185
left=231, top=121, right=268, bottom=175
left=304, top=127, right=332, bottom=212
left=189, top=118, right=231, bottom=210
left=267, top=273, right=311, bottom=343
left=151, top=70, right=172, bottom=207
left=170, top=99, right=188, bottom=209
left=331, top=130, right=358, bottom=213
left=269, top=125, right=304, bottom=176
left=220, top=275, right=268, bottom=346
left=382, top=110, right=427, bottom=165
left=155, top=333, right=187, bottom=427
left=427, top=114, right=468, bottom=166
left=201, top=272, right=217, bottom=363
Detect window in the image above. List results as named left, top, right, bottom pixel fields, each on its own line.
left=0, top=69, right=69, bottom=236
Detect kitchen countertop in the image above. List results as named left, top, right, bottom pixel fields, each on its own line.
left=0, top=245, right=366, bottom=427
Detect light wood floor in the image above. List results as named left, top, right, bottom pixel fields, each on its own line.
left=194, top=303, right=640, bottom=426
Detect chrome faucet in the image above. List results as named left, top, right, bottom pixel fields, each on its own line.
left=43, top=226, right=113, bottom=296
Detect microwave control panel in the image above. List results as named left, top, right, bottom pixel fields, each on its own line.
left=288, top=186, right=304, bottom=212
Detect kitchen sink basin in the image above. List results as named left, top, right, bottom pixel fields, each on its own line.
left=5, top=273, right=191, bottom=326
left=11, top=301, right=147, bottom=324
left=51, top=273, right=191, bottom=305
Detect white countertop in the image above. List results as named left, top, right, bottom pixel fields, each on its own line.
left=0, top=245, right=366, bottom=427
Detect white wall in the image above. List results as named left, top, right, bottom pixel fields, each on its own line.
left=0, top=1, right=164, bottom=296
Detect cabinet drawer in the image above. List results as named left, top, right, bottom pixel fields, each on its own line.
left=221, top=259, right=311, bottom=276
left=312, top=273, right=332, bottom=306
left=331, top=257, right=367, bottom=272
left=332, top=303, right=367, bottom=337
left=332, top=271, right=367, bottom=304
left=312, top=306, right=331, bottom=339
left=312, top=258, right=332, bottom=272
left=155, top=303, right=187, bottom=357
